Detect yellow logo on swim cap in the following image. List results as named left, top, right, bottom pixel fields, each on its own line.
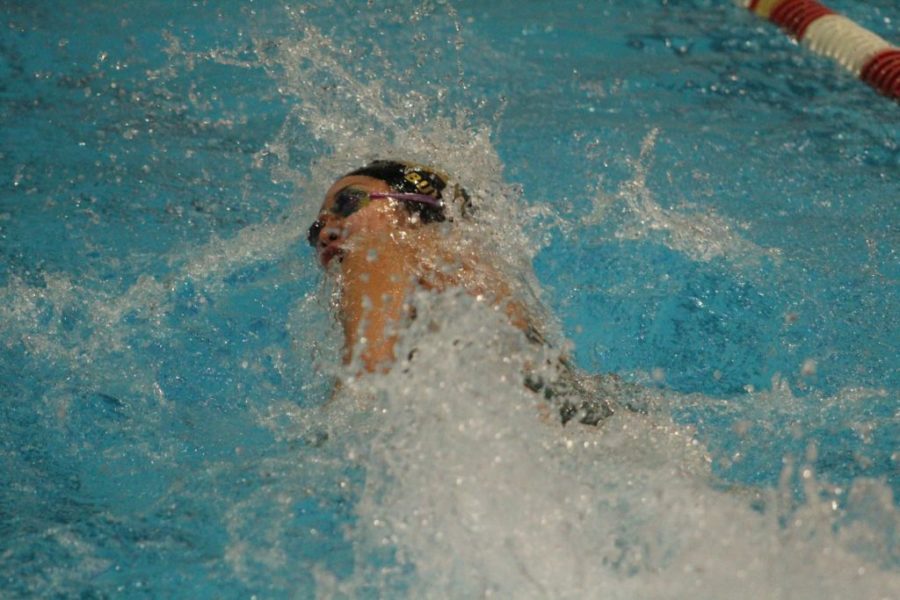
left=403, top=170, right=437, bottom=196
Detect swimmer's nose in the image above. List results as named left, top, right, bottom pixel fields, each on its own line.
left=317, top=220, right=343, bottom=247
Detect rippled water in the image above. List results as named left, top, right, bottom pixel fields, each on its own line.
left=1, top=0, right=897, bottom=597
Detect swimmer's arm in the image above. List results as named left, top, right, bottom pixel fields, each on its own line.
left=340, top=285, right=406, bottom=373
left=339, top=240, right=413, bottom=373
left=340, top=301, right=402, bottom=373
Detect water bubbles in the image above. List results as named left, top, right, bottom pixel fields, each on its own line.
left=665, top=36, right=694, bottom=56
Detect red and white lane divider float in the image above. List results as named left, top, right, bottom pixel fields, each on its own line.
left=741, top=0, right=899, bottom=100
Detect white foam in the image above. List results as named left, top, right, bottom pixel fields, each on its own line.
left=312, top=293, right=898, bottom=598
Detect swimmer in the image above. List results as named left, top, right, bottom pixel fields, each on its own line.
left=308, top=160, right=615, bottom=425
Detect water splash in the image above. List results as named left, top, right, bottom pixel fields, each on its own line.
left=585, top=128, right=781, bottom=267
left=3, top=2, right=897, bottom=597
left=306, top=291, right=899, bottom=598
left=197, top=7, right=899, bottom=596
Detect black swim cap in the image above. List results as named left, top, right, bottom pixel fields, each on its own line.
left=344, top=160, right=472, bottom=223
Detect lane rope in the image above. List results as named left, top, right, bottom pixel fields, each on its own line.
left=741, top=0, right=899, bottom=100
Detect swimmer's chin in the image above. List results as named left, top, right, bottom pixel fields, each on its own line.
left=320, top=246, right=345, bottom=267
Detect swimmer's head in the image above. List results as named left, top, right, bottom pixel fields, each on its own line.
left=307, top=160, right=472, bottom=263
left=343, top=160, right=471, bottom=223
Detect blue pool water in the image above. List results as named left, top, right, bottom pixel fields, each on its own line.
left=1, top=0, right=898, bottom=597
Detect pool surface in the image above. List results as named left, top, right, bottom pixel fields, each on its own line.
left=1, top=0, right=898, bottom=597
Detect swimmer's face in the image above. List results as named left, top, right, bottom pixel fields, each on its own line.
left=308, top=175, right=407, bottom=267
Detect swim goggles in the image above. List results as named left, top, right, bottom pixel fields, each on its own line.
left=307, top=187, right=442, bottom=247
